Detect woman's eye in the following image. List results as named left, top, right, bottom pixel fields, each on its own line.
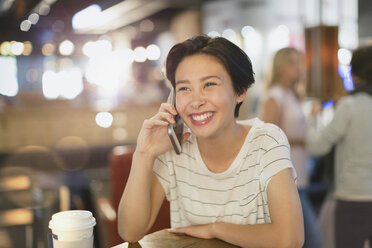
left=177, top=87, right=189, bottom=91
left=204, top=82, right=216, bottom=88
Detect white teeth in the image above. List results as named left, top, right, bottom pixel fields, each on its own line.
left=192, top=112, right=213, bottom=121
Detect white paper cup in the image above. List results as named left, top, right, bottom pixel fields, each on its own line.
left=49, top=210, right=96, bottom=248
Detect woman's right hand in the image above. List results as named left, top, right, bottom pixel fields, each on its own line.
left=135, top=100, right=178, bottom=159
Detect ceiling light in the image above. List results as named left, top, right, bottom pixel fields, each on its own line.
left=28, top=13, right=40, bottom=24
left=20, top=20, right=31, bottom=32
left=72, top=4, right=102, bottom=30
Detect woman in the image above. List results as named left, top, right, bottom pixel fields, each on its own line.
left=258, top=47, right=322, bottom=248
left=118, top=35, right=304, bottom=247
left=306, top=45, right=372, bottom=248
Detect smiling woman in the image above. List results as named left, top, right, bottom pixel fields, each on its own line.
left=118, top=35, right=304, bottom=248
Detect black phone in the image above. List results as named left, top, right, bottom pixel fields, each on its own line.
left=167, top=88, right=184, bottom=155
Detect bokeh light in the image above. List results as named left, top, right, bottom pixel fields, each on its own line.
left=337, top=48, right=352, bottom=65
left=59, top=40, right=74, bottom=56
left=72, top=4, right=102, bottom=30
left=113, top=48, right=134, bottom=64
left=22, top=41, right=33, bottom=55
left=42, top=42, right=55, bottom=56
left=11, top=42, right=24, bottom=55
left=42, top=68, right=83, bottom=99
left=0, top=41, right=12, bottom=56
left=38, top=4, right=50, bottom=15
left=208, top=31, right=220, bottom=37
left=146, top=44, right=161, bottom=60
left=268, top=25, right=290, bottom=52
left=139, top=19, right=154, bottom=32
left=20, top=20, right=31, bottom=32
left=82, top=39, right=112, bottom=57
left=95, top=112, right=113, bottom=128
left=0, top=56, right=19, bottom=96
left=28, top=13, right=39, bottom=24
left=42, top=70, right=59, bottom=99
left=85, top=56, right=120, bottom=94
left=241, top=25, right=262, bottom=59
left=134, top=46, right=147, bottom=62
left=82, top=41, right=95, bottom=57
left=57, top=69, right=83, bottom=99
left=222, top=29, right=237, bottom=42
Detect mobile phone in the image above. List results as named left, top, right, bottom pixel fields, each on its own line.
left=167, top=88, right=184, bottom=155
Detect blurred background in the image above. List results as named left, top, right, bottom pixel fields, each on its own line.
left=0, top=0, right=371, bottom=247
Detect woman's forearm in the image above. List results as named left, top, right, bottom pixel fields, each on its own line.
left=118, top=151, right=156, bottom=242
left=212, top=222, right=303, bottom=248
left=213, top=169, right=304, bottom=248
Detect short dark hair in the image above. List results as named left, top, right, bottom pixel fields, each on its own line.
left=351, top=45, right=372, bottom=83
left=165, top=35, right=255, bottom=117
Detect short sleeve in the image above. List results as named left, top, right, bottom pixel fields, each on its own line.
left=258, top=86, right=284, bottom=118
left=153, top=154, right=171, bottom=200
left=259, top=126, right=297, bottom=189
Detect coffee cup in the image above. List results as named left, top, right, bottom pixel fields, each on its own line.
left=48, top=210, right=96, bottom=248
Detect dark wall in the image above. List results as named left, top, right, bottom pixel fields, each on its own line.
left=359, top=0, right=372, bottom=43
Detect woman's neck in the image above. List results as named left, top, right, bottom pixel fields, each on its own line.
left=196, top=122, right=249, bottom=173
left=277, top=79, right=294, bottom=89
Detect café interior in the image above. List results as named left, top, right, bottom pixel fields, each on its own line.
left=0, top=0, right=371, bottom=247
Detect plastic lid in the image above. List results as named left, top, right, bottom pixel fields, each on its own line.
left=49, top=210, right=96, bottom=231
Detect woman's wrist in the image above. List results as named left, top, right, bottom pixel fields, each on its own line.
left=133, top=149, right=158, bottom=162
left=132, top=150, right=158, bottom=172
left=210, top=222, right=221, bottom=239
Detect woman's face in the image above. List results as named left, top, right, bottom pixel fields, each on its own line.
left=174, top=54, right=245, bottom=139
left=281, top=52, right=302, bottom=86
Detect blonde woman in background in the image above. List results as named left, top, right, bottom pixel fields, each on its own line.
left=258, top=47, right=322, bottom=248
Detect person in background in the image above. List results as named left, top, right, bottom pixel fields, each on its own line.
left=118, top=35, right=304, bottom=247
left=306, top=45, right=372, bottom=248
left=258, top=47, right=322, bottom=248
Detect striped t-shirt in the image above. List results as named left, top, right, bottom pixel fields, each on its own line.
left=153, top=118, right=296, bottom=228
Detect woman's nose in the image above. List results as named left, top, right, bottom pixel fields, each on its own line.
left=190, top=90, right=205, bottom=109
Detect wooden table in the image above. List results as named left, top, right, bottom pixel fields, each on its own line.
left=112, top=229, right=240, bottom=248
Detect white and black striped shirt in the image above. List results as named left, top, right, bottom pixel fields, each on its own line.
left=153, top=118, right=296, bottom=228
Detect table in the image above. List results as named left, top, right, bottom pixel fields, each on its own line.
left=112, top=229, right=240, bottom=248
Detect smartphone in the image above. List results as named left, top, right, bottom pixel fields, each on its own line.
left=167, top=88, right=184, bottom=155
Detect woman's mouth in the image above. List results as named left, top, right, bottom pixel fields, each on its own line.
left=190, top=112, right=214, bottom=125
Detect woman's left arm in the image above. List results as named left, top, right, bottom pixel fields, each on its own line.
left=169, top=168, right=304, bottom=248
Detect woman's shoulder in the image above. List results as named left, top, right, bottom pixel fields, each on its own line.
left=262, top=85, right=286, bottom=105
left=239, top=118, right=288, bottom=144
left=268, top=85, right=286, bottom=96
left=332, top=94, right=357, bottom=114
left=341, top=92, right=372, bottom=103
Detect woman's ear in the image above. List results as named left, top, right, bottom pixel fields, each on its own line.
left=236, top=90, right=248, bottom=103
